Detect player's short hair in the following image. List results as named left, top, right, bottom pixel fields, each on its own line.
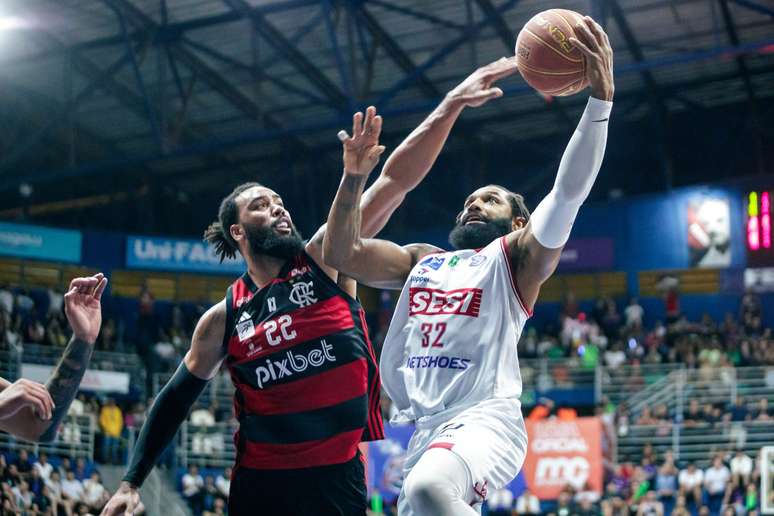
left=487, top=184, right=531, bottom=221
left=203, top=182, right=262, bottom=262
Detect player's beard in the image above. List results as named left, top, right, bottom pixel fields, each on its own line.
left=448, top=217, right=512, bottom=250
left=244, top=222, right=305, bottom=260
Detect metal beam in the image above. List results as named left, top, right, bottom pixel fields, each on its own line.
left=719, top=0, right=756, bottom=102
left=222, top=0, right=349, bottom=111
left=367, top=0, right=466, bottom=31
left=732, top=0, right=774, bottom=18
left=355, top=5, right=441, bottom=99
left=12, top=53, right=774, bottom=194
left=376, top=0, right=522, bottom=107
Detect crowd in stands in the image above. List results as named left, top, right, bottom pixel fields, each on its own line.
left=179, top=465, right=231, bottom=516
left=0, top=451, right=108, bottom=516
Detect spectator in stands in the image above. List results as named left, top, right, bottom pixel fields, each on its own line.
left=654, top=455, right=678, bottom=514
left=202, top=475, right=220, bottom=514
left=670, top=495, right=690, bottom=516
left=97, top=318, right=117, bottom=352
left=61, top=470, right=84, bottom=507
left=515, top=487, right=540, bottom=515
left=554, top=487, right=575, bottom=516
left=190, top=404, right=219, bottom=454
left=636, top=406, right=658, bottom=426
left=730, top=449, right=753, bottom=488
left=678, top=461, right=703, bottom=507
left=682, top=399, right=703, bottom=427
left=136, top=283, right=156, bottom=361
left=13, top=449, right=33, bottom=480
left=0, top=284, right=13, bottom=314
left=703, top=455, right=730, bottom=514
left=83, top=472, right=109, bottom=513
left=575, top=481, right=600, bottom=507
left=46, top=315, right=68, bottom=347
left=46, top=470, right=74, bottom=516
left=486, top=486, right=514, bottom=516
left=753, top=397, right=771, bottom=421
left=99, top=398, right=123, bottom=464
left=12, top=480, right=34, bottom=513
left=33, top=452, right=53, bottom=482
left=74, top=458, right=89, bottom=482
left=728, top=395, right=750, bottom=422
left=35, top=484, right=54, bottom=515
left=215, top=467, right=230, bottom=501
left=203, top=497, right=227, bottom=516
left=181, top=465, right=204, bottom=515
left=28, top=467, right=45, bottom=498
left=635, top=490, right=663, bottom=516
left=601, top=482, right=628, bottom=516
left=604, top=341, right=627, bottom=369
left=701, top=403, right=720, bottom=426
left=624, top=297, right=644, bottom=329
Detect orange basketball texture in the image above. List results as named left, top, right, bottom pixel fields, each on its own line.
left=515, top=9, right=590, bottom=96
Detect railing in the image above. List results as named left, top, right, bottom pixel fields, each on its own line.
left=0, top=414, right=96, bottom=459
left=20, top=343, right=146, bottom=395
left=520, top=357, right=597, bottom=393
left=177, top=422, right=237, bottom=469
left=600, top=363, right=682, bottom=406
left=618, top=420, right=774, bottom=466
left=0, top=347, right=22, bottom=381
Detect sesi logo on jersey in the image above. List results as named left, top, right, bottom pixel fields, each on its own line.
left=408, top=288, right=483, bottom=317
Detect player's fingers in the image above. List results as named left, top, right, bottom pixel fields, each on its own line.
left=367, top=145, right=386, bottom=161
left=337, top=130, right=350, bottom=143
left=93, top=277, right=108, bottom=300
left=569, top=37, right=596, bottom=61
left=23, top=392, right=50, bottom=421
left=579, top=17, right=603, bottom=53
left=362, top=105, right=376, bottom=136
left=487, top=57, right=519, bottom=81
left=370, top=115, right=383, bottom=138
left=26, top=384, right=54, bottom=418
left=352, top=112, right=363, bottom=139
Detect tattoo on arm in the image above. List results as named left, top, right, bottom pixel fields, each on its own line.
left=40, top=337, right=93, bottom=441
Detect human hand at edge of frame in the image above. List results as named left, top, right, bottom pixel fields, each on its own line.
left=446, top=56, right=519, bottom=108
left=100, top=481, right=144, bottom=516
left=64, top=273, right=108, bottom=345
left=338, top=105, right=387, bottom=177
left=0, top=378, right=54, bottom=421
left=569, top=16, right=615, bottom=102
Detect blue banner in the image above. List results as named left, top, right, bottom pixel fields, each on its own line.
left=0, top=222, right=81, bottom=262
left=126, top=236, right=245, bottom=274
left=368, top=423, right=526, bottom=507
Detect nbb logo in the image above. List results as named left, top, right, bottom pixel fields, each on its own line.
left=534, top=457, right=590, bottom=488
left=408, top=288, right=483, bottom=317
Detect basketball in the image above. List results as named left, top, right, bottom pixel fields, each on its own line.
left=515, top=9, right=589, bottom=96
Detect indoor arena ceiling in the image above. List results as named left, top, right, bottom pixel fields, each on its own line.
left=0, top=0, right=772, bottom=234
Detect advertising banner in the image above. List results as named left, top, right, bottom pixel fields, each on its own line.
left=558, top=238, right=615, bottom=271
left=0, top=222, right=81, bottom=263
left=126, top=235, right=245, bottom=274
left=21, top=364, right=130, bottom=394
left=522, top=417, right=603, bottom=500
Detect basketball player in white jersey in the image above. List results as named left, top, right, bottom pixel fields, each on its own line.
left=323, top=16, right=613, bottom=516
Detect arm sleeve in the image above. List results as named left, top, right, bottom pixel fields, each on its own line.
left=122, top=362, right=208, bottom=487
left=529, top=97, right=612, bottom=249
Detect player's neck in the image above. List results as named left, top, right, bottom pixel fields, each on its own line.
left=244, top=252, right=287, bottom=289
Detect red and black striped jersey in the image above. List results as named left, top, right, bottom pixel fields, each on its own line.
left=223, top=251, right=383, bottom=470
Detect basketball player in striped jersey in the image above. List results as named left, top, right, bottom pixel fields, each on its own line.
left=323, top=17, right=613, bottom=516
left=101, top=57, right=518, bottom=516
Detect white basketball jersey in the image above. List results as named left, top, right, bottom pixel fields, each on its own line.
left=380, top=236, right=531, bottom=423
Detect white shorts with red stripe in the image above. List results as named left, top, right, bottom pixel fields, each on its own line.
left=396, top=397, right=528, bottom=515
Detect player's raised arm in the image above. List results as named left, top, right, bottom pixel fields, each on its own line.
left=322, top=111, right=437, bottom=290
left=0, top=273, right=107, bottom=443
left=507, top=16, right=614, bottom=310
left=357, top=57, right=519, bottom=237
left=101, top=300, right=227, bottom=516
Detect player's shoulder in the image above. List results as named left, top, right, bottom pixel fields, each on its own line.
left=404, top=243, right=446, bottom=262
left=196, top=299, right=227, bottom=334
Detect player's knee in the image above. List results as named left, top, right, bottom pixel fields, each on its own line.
left=404, top=471, right=454, bottom=513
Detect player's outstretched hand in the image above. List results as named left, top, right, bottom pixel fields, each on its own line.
left=569, top=16, right=614, bottom=101
left=100, top=482, right=144, bottom=516
left=64, top=273, right=108, bottom=345
left=447, top=57, right=519, bottom=108
left=338, top=105, right=386, bottom=177
left=0, top=379, right=53, bottom=421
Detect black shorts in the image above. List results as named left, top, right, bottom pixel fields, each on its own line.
left=228, top=452, right=367, bottom=516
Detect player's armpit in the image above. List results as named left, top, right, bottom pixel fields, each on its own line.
left=504, top=226, right=562, bottom=312
left=184, top=299, right=228, bottom=380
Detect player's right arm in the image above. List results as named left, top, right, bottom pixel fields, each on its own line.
left=100, top=300, right=227, bottom=516
left=323, top=168, right=438, bottom=289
